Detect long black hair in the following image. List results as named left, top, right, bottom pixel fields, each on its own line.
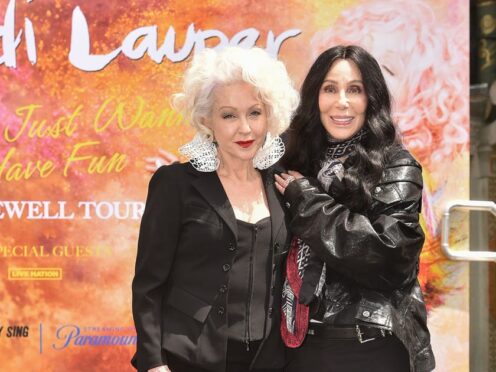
left=281, top=45, right=399, bottom=212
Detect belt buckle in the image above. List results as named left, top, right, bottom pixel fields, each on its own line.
left=355, top=325, right=376, bottom=344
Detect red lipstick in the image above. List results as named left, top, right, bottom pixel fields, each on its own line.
left=235, top=140, right=255, bottom=148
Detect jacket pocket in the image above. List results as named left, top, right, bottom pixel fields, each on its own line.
left=165, top=286, right=212, bottom=323
left=371, top=183, right=402, bottom=204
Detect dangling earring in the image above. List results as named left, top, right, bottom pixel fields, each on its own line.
left=253, top=132, right=285, bottom=170
left=179, top=133, right=220, bottom=172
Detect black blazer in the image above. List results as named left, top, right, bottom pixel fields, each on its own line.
left=131, top=162, right=290, bottom=372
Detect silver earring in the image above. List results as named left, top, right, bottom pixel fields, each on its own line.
left=252, top=133, right=285, bottom=170
left=179, top=133, right=219, bottom=172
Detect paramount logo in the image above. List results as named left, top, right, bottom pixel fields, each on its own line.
left=51, top=325, right=136, bottom=350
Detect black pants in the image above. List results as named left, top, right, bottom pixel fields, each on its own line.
left=166, top=340, right=283, bottom=372
left=284, top=334, right=410, bottom=372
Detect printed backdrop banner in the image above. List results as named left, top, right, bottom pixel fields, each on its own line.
left=0, top=0, right=469, bottom=370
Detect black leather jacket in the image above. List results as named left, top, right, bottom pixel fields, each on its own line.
left=284, top=148, right=435, bottom=372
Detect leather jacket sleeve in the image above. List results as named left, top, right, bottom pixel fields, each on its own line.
left=132, top=165, right=182, bottom=371
left=284, top=158, right=425, bottom=291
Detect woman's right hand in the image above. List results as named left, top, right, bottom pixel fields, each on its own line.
left=144, top=149, right=180, bottom=173
left=148, top=365, right=171, bottom=372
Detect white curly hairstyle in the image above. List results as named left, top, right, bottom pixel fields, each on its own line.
left=172, top=47, right=299, bottom=140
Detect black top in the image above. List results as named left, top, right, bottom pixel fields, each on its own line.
left=227, top=217, right=272, bottom=345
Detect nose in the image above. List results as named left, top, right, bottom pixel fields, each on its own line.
left=239, top=117, right=252, bottom=133
left=337, top=90, right=349, bottom=108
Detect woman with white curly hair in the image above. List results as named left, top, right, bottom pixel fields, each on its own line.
left=132, top=46, right=299, bottom=372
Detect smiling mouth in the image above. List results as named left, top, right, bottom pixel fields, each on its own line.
left=330, top=116, right=354, bottom=125
left=235, top=140, right=255, bottom=148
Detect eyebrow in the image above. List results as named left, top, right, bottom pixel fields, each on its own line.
left=322, top=79, right=364, bottom=84
left=217, top=104, right=262, bottom=111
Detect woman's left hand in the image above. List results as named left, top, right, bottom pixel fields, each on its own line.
left=275, top=170, right=303, bottom=195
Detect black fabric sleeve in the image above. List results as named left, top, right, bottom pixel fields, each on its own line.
left=284, top=164, right=425, bottom=291
left=132, top=165, right=182, bottom=371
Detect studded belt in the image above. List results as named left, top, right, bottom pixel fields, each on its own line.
left=307, top=323, right=392, bottom=344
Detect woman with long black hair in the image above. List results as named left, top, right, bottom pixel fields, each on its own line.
left=275, top=45, right=435, bottom=372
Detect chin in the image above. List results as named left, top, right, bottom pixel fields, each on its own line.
left=327, top=130, right=356, bottom=141
left=325, top=125, right=362, bottom=141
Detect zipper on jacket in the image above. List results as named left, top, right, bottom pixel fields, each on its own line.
left=245, top=224, right=257, bottom=351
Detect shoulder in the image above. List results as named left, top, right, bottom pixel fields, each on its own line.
left=381, top=145, right=422, bottom=187
left=372, top=146, right=423, bottom=206
left=386, top=145, right=421, bottom=168
left=149, top=162, right=195, bottom=189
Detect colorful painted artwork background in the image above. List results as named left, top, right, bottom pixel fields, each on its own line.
left=0, top=0, right=469, bottom=370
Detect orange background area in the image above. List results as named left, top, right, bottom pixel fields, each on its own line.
left=0, top=0, right=468, bottom=370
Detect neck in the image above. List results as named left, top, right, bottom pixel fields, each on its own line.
left=217, top=153, right=258, bottom=182
left=325, top=128, right=368, bottom=160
